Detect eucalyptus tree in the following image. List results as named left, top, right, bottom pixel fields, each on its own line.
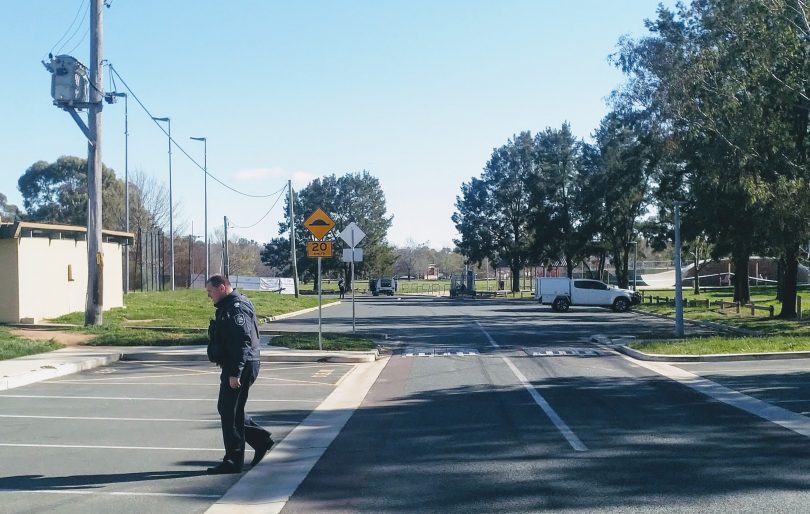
left=530, top=123, right=590, bottom=278
left=18, top=156, right=125, bottom=230
left=583, top=111, right=657, bottom=288
left=613, top=1, right=805, bottom=306
left=261, top=171, right=395, bottom=284
left=453, top=131, right=535, bottom=292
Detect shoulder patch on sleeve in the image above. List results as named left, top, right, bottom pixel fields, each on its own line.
left=234, top=313, right=246, bottom=326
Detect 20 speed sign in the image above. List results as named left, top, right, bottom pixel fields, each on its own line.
left=306, top=240, right=333, bottom=257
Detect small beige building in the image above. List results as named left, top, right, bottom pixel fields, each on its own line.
left=0, top=222, right=133, bottom=324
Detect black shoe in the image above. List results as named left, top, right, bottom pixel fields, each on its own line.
left=251, top=436, right=275, bottom=466
left=206, top=461, right=242, bottom=474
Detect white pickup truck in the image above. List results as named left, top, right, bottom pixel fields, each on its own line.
left=534, top=277, right=641, bottom=312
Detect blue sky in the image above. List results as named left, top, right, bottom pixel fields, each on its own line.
left=2, top=1, right=674, bottom=249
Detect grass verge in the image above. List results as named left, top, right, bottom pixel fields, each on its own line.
left=0, top=328, right=64, bottom=360
left=631, top=286, right=810, bottom=355
left=630, top=336, right=810, bottom=355
left=48, top=289, right=332, bottom=346
left=270, top=333, right=377, bottom=351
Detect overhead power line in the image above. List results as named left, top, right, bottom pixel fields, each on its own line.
left=49, top=0, right=88, bottom=55
left=107, top=64, right=288, bottom=199
left=54, top=1, right=91, bottom=55
left=228, top=183, right=288, bottom=229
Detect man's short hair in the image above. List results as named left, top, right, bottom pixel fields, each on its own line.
left=206, top=274, right=231, bottom=288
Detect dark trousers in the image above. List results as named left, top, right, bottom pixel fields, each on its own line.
left=217, top=361, right=271, bottom=467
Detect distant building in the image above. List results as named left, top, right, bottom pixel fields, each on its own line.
left=424, top=264, right=439, bottom=281
left=0, top=222, right=133, bottom=323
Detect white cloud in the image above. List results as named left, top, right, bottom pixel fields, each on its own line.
left=232, top=167, right=285, bottom=181
left=230, top=167, right=317, bottom=189
left=292, top=171, right=316, bottom=188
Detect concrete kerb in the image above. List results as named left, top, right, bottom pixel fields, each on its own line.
left=0, top=347, right=122, bottom=391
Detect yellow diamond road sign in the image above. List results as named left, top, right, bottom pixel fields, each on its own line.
left=304, top=208, right=335, bottom=240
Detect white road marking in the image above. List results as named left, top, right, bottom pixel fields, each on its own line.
left=0, top=394, right=319, bottom=403
left=611, top=350, right=810, bottom=440
left=0, top=414, right=300, bottom=425
left=42, top=380, right=326, bottom=387
left=476, top=322, right=588, bottom=452
left=207, top=357, right=389, bottom=514
left=0, top=443, right=243, bottom=452
left=0, top=489, right=221, bottom=499
left=51, top=372, right=209, bottom=383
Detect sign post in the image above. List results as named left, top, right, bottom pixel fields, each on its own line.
left=304, top=208, right=336, bottom=350
left=339, top=222, right=366, bottom=333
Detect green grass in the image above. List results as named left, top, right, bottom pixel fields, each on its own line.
left=47, top=289, right=333, bottom=346
left=630, top=335, right=810, bottom=355
left=270, top=333, right=377, bottom=351
left=631, top=286, right=810, bottom=355
left=52, top=289, right=330, bottom=328
left=0, top=327, right=64, bottom=360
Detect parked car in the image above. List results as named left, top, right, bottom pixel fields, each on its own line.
left=534, top=277, right=641, bottom=312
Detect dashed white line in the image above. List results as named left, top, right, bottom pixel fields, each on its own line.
left=476, top=321, right=588, bottom=452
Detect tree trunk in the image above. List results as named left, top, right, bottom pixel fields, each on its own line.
left=779, top=248, right=799, bottom=319
left=731, top=250, right=750, bottom=304
left=693, top=254, right=700, bottom=295
left=618, top=249, right=630, bottom=289
left=776, top=256, right=785, bottom=301
left=510, top=263, right=521, bottom=292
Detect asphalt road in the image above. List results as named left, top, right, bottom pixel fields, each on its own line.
left=0, top=358, right=356, bottom=513
left=5, top=295, right=810, bottom=513
left=277, top=295, right=810, bottom=513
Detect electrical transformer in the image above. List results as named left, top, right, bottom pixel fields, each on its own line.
left=43, top=55, right=89, bottom=108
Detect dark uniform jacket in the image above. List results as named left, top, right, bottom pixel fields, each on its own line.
left=208, top=289, right=261, bottom=378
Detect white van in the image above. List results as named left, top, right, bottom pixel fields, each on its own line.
left=535, top=277, right=640, bottom=312
left=374, top=277, right=397, bottom=296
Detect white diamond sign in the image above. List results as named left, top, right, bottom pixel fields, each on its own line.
left=339, top=222, right=365, bottom=248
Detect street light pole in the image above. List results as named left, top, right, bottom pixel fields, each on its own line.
left=106, top=91, right=128, bottom=292
left=152, top=116, right=174, bottom=290
left=631, top=240, right=638, bottom=291
left=190, top=136, right=208, bottom=281
left=674, top=202, right=685, bottom=338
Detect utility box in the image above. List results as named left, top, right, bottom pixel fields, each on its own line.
left=44, top=55, right=89, bottom=108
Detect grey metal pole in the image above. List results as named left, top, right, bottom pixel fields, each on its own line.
left=633, top=241, right=638, bottom=291
left=168, top=119, right=174, bottom=290
left=351, top=230, right=356, bottom=333
left=152, top=116, right=173, bottom=289
left=318, top=256, right=323, bottom=351
left=223, top=216, right=229, bottom=278
left=674, top=203, right=684, bottom=337
left=122, top=93, right=128, bottom=294
left=85, top=0, right=104, bottom=325
left=191, top=136, right=208, bottom=280
left=288, top=180, right=300, bottom=298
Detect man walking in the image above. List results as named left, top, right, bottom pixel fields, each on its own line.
left=205, top=274, right=274, bottom=474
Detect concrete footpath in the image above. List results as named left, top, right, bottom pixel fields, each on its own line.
left=0, top=344, right=379, bottom=392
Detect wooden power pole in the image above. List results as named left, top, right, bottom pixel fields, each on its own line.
left=85, top=0, right=104, bottom=325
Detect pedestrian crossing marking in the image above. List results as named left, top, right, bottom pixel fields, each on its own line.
left=401, top=347, right=478, bottom=357
left=525, top=348, right=612, bottom=357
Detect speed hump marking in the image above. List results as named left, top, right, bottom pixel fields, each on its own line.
left=307, top=240, right=333, bottom=257
left=304, top=208, right=336, bottom=240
